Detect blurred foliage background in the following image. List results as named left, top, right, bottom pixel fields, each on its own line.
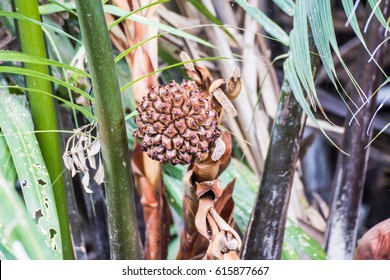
left=0, top=0, right=389, bottom=260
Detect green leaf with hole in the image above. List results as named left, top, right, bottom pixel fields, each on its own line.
left=0, top=173, right=54, bottom=259
left=0, top=91, right=62, bottom=259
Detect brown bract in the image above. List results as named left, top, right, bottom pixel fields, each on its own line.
left=170, top=54, right=242, bottom=260
left=354, top=218, right=390, bottom=260
left=178, top=132, right=241, bottom=260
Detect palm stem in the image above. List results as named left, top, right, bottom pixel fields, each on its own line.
left=325, top=0, right=390, bottom=259
left=74, top=0, right=142, bottom=259
left=13, top=0, right=73, bottom=260
left=242, top=31, right=319, bottom=260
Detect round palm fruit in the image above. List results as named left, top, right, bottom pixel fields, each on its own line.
left=133, top=80, right=220, bottom=165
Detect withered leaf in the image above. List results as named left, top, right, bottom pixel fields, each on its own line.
left=93, top=157, right=104, bottom=185
left=213, top=88, right=238, bottom=117
left=88, top=140, right=101, bottom=157
left=195, top=196, right=215, bottom=240
left=180, top=51, right=195, bottom=72
left=81, top=172, right=93, bottom=194
left=212, top=137, right=226, bottom=161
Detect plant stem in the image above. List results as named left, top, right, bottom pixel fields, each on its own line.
left=325, top=0, right=390, bottom=259
left=242, top=33, right=319, bottom=260
left=241, top=81, right=305, bottom=260
left=13, top=0, right=73, bottom=260
left=74, top=0, right=142, bottom=259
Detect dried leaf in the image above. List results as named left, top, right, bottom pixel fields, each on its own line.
left=93, top=157, right=104, bottom=185
left=180, top=51, right=195, bottom=72
left=88, top=154, right=96, bottom=169
left=130, top=47, right=158, bottom=104
left=195, top=195, right=214, bottom=239
left=192, top=132, right=232, bottom=182
left=206, top=212, right=220, bottom=238
left=88, top=139, right=101, bottom=157
left=214, top=179, right=235, bottom=222
left=182, top=169, right=195, bottom=199
left=194, top=65, right=212, bottom=89
left=212, top=136, right=226, bottom=161
left=213, top=88, right=238, bottom=117
left=209, top=208, right=242, bottom=249
left=77, top=148, right=87, bottom=171
left=195, top=180, right=221, bottom=198
left=209, top=79, right=225, bottom=93
left=70, top=166, right=77, bottom=177
left=232, top=66, right=240, bottom=82
left=206, top=231, right=226, bottom=259
left=85, top=132, right=92, bottom=151
left=70, top=146, right=84, bottom=172
left=224, top=67, right=242, bottom=101
left=62, top=154, right=73, bottom=171
left=81, top=172, right=93, bottom=194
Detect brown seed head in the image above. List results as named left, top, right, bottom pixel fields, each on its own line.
left=133, top=80, right=220, bottom=165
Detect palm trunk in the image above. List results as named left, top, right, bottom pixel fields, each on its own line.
left=325, top=0, right=390, bottom=259
left=74, top=0, right=142, bottom=259
left=242, top=32, right=320, bottom=260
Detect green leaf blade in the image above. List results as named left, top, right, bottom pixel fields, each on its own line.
left=273, top=0, right=295, bottom=16
left=0, top=66, right=93, bottom=101
left=0, top=10, right=82, bottom=45
left=0, top=92, right=63, bottom=259
left=235, top=0, right=289, bottom=45
left=0, top=51, right=90, bottom=78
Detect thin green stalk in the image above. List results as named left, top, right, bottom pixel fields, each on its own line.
left=74, top=0, right=142, bottom=259
left=13, top=0, right=73, bottom=259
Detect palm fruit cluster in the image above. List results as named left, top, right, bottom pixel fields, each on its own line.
left=133, top=79, right=220, bottom=165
